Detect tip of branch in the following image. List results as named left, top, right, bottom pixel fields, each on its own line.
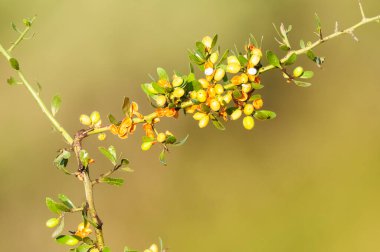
left=358, top=1, right=366, bottom=20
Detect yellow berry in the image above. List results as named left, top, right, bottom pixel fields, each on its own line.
left=250, top=55, right=261, bottom=66
left=172, top=77, right=183, bottom=87
left=173, top=87, right=185, bottom=98
left=204, top=67, right=214, bottom=76
left=210, top=99, right=221, bottom=111
left=231, top=109, right=242, bottom=120
left=157, top=133, right=166, bottom=143
left=46, top=218, right=59, bottom=228
left=227, top=55, right=240, bottom=65
left=253, top=98, right=264, bottom=110
left=190, top=91, right=197, bottom=99
left=144, top=250, right=153, bottom=252
left=251, top=48, right=263, bottom=57
left=210, top=52, right=219, bottom=64
left=89, top=249, right=100, bottom=252
left=196, top=89, right=207, bottom=103
left=141, top=142, right=153, bottom=151
left=198, top=78, right=210, bottom=89
left=97, top=133, right=107, bottom=141
left=243, top=116, right=255, bottom=130
left=214, top=84, right=224, bottom=95
left=226, top=63, right=241, bottom=74
left=193, top=112, right=206, bottom=120
left=241, top=83, right=252, bottom=93
left=243, top=104, right=254, bottom=115
left=202, top=36, right=213, bottom=48
left=208, top=87, right=216, bottom=98
left=149, top=244, right=159, bottom=252
left=79, top=114, right=92, bottom=126
left=240, top=73, right=249, bottom=84
left=293, top=66, right=304, bottom=77
left=198, top=115, right=210, bottom=128
left=223, top=92, right=233, bottom=104
left=213, top=68, right=225, bottom=81
left=155, top=95, right=167, bottom=107
left=247, top=67, right=258, bottom=76
left=90, top=111, right=101, bottom=125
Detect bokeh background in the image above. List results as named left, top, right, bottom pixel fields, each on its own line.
left=1, top=0, right=380, bottom=251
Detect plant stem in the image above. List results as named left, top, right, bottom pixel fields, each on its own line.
left=259, top=13, right=380, bottom=73
left=0, top=43, right=74, bottom=144
left=8, top=16, right=36, bottom=52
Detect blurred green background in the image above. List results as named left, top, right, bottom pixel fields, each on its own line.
left=1, top=0, right=380, bottom=251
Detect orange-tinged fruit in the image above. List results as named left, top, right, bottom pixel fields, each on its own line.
left=199, top=78, right=210, bottom=89
left=231, top=109, right=242, bottom=120
left=243, top=104, right=254, bottom=115
left=46, top=218, right=59, bottom=228
left=198, top=115, right=210, bottom=128
left=210, top=99, right=221, bottom=111
left=90, top=111, right=101, bottom=125
left=196, top=89, right=207, bottom=103
left=243, top=116, right=255, bottom=130
left=172, top=77, right=183, bottom=87
left=253, top=98, right=264, bottom=110
left=79, top=114, right=92, bottom=126
left=214, top=68, right=225, bottom=81
left=242, top=83, right=252, bottom=93
left=97, top=133, right=106, bottom=141
left=208, top=87, right=216, bottom=98
left=157, top=133, right=166, bottom=143
left=202, top=36, right=213, bottom=48
left=214, top=84, right=224, bottom=95
left=141, top=141, right=153, bottom=151
left=231, top=75, right=242, bottom=85
left=155, top=95, right=167, bottom=107
left=173, top=87, right=185, bottom=98
left=210, top=52, right=219, bottom=64
left=293, top=66, right=304, bottom=77
left=226, top=63, right=241, bottom=74
left=227, top=55, right=240, bottom=65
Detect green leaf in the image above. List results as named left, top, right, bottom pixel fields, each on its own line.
left=7, top=76, right=17, bottom=86
left=46, top=197, right=70, bottom=214
left=307, top=50, right=316, bottom=61
left=266, top=51, right=281, bottom=68
left=58, top=194, right=76, bottom=209
left=142, top=136, right=155, bottom=143
left=210, top=115, right=226, bottom=131
left=300, top=70, right=314, bottom=79
left=188, top=51, right=203, bottom=65
left=166, top=135, right=177, bottom=144
left=51, top=217, right=64, bottom=238
left=79, top=149, right=90, bottom=167
left=159, top=149, right=167, bottom=166
left=300, top=40, right=305, bottom=48
left=217, top=49, right=229, bottom=66
left=189, top=62, right=194, bottom=73
left=315, top=13, right=322, bottom=36
left=238, top=55, right=248, bottom=66
left=172, top=134, right=189, bottom=147
left=254, top=110, right=277, bottom=120
left=75, top=243, right=93, bottom=252
left=56, top=235, right=81, bottom=245
left=23, top=18, right=32, bottom=27
left=9, top=58, right=20, bottom=70
left=284, top=53, right=297, bottom=65
left=124, top=247, right=138, bottom=252
left=51, top=95, right=62, bottom=116
left=100, top=177, right=124, bottom=186
left=157, top=67, right=169, bottom=81
left=251, top=83, right=264, bottom=90
left=36, top=82, right=42, bottom=95
left=195, top=41, right=206, bottom=53
left=108, top=114, right=120, bottom=126
left=54, top=150, right=71, bottom=175
left=211, top=34, right=218, bottom=49
left=293, top=80, right=312, bottom=87
left=121, top=97, right=130, bottom=116
left=98, top=146, right=117, bottom=165
left=11, top=22, right=21, bottom=33
left=82, top=237, right=94, bottom=245
left=152, top=82, right=166, bottom=94
left=103, top=247, right=112, bottom=252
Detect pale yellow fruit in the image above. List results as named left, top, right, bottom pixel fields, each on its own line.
left=210, top=99, right=221, bottom=111
left=79, top=114, right=92, bottom=126
left=226, top=63, right=241, bottom=74
left=210, top=52, right=219, bottom=64
left=155, top=95, right=167, bottom=107
left=198, top=115, right=210, bottom=128
left=227, top=55, right=240, bottom=65
left=172, top=77, right=183, bottom=87
left=231, top=109, right=242, bottom=120
left=243, top=104, right=254, bottom=115
left=198, top=78, right=210, bottom=89
left=243, top=116, right=255, bottom=130
left=213, top=68, right=226, bottom=81
left=214, top=84, right=224, bottom=95
left=202, top=36, right=213, bottom=48
left=157, top=133, right=166, bottom=143
left=196, top=90, right=207, bottom=103
left=173, top=88, right=185, bottom=98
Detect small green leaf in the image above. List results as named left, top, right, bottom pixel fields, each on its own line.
left=103, top=247, right=112, bottom=252
left=211, top=34, right=218, bottom=49
left=100, top=177, right=124, bottom=186
left=11, top=22, right=21, bottom=33
left=79, top=149, right=90, bottom=167
left=142, top=136, right=155, bottom=143
left=300, top=70, right=314, bottom=79
left=9, top=58, right=20, bottom=70
left=159, top=149, right=167, bottom=166
left=54, top=150, right=71, bottom=175
left=157, top=67, right=169, bottom=81
left=307, top=50, right=316, bottom=61
left=98, top=146, right=117, bottom=165
left=166, top=135, right=177, bottom=144
left=217, top=49, right=229, bottom=66
left=266, top=51, right=281, bottom=68
left=122, top=97, right=130, bottom=116
left=195, top=41, right=206, bottom=53
left=58, top=194, right=76, bottom=209
left=51, top=217, right=64, bottom=238
left=36, top=82, right=42, bottom=95
left=251, top=83, right=264, bottom=90
left=172, top=134, right=189, bottom=147
left=7, top=77, right=17, bottom=86
left=315, top=13, right=322, bottom=36
left=55, top=235, right=81, bottom=246
left=293, top=80, right=312, bottom=87
left=254, top=110, right=277, bottom=120
left=238, top=55, right=248, bottom=65
left=152, top=82, right=166, bottom=94
left=51, top=95, right=62, bottom=116
left=75, top=243, right=93, bottom=252
left=210, top=115, right=226, bottom=131
left=46, top=197, right=70, bottom=214
left=300, top=40, right=305, bottom=48
left=284, top=53, right=297, bottom=65
left=108, top=114, right=120, bottom=126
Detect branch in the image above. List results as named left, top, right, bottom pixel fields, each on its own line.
left=8, top=16, right=36, bottom=52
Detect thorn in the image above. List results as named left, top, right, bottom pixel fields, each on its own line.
left=335, top=21, right=339, bottom=33
left=358, top=0, right=366, bottom=20
left=348, top=30, right=359, bottom=42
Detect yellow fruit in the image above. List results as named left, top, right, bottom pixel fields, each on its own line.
left=243, top=104, right=254, bottom=115
left=149, top=244, right=159, bottom=252
left=157, top=133, right=166, bottom=143
left=253, top=98, right=264, bottom=110
left=97, top=133, right=106, bottom=141
left=173, top=88, right=185, bottom=98
left=155, top=95, right=167, bottom=107
left=196, top=89, right=207, bottom=103
left=79, top=114, right=92, bottom=126
left=247, top=67, right=258, bottom=76
left=190, top=91, right=197, bottom=99
left=213, top=68, right=225, bottom=81
left=208, top=87, right=216, bottom=98
left=46, top=218, right=59, bottom=228
left=172, top=77, right=183, bottom=87
left=227, top=55, right=240, bottom=65
left=193, top=112, right=206, bottom=120
left=243, top=116, right=255, bottom=130
left=65, top=236, right=80, bottom=246
left=198, top=78, right=210, bottom=89
left=144, top=250, right=153, bottom=252
left=204, top=67, right=214, bottom=76
left=241, top=83, right=252, bottom=93
left=89, top=249, right=100, bottom=252
left=223, top=92, right=233, bottom=104
left=231, top=109, right=242, bottom=120
left=210, top=52, right=219, bottom=64
left=249, top=54, right=261, bottom=66
left=251, top=48, right=263, bottom=57
left=293, top=66, right=304, bottom=77
left=231, top=75, right=242, bottom=85
left=214, top=84, right=224, bottom=95
left=141, top=142, right=153, bottom=151
left=226, top=63, right=241, bottom=74
left=202, top=36, right=213, bottom=48
left=210, top=99, right=221, bottom=111
left=240, top=73, right=249, bottom=84
left=198, top=115, right=210, bottom=128
left=90, top=111, right=101, bottom=125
